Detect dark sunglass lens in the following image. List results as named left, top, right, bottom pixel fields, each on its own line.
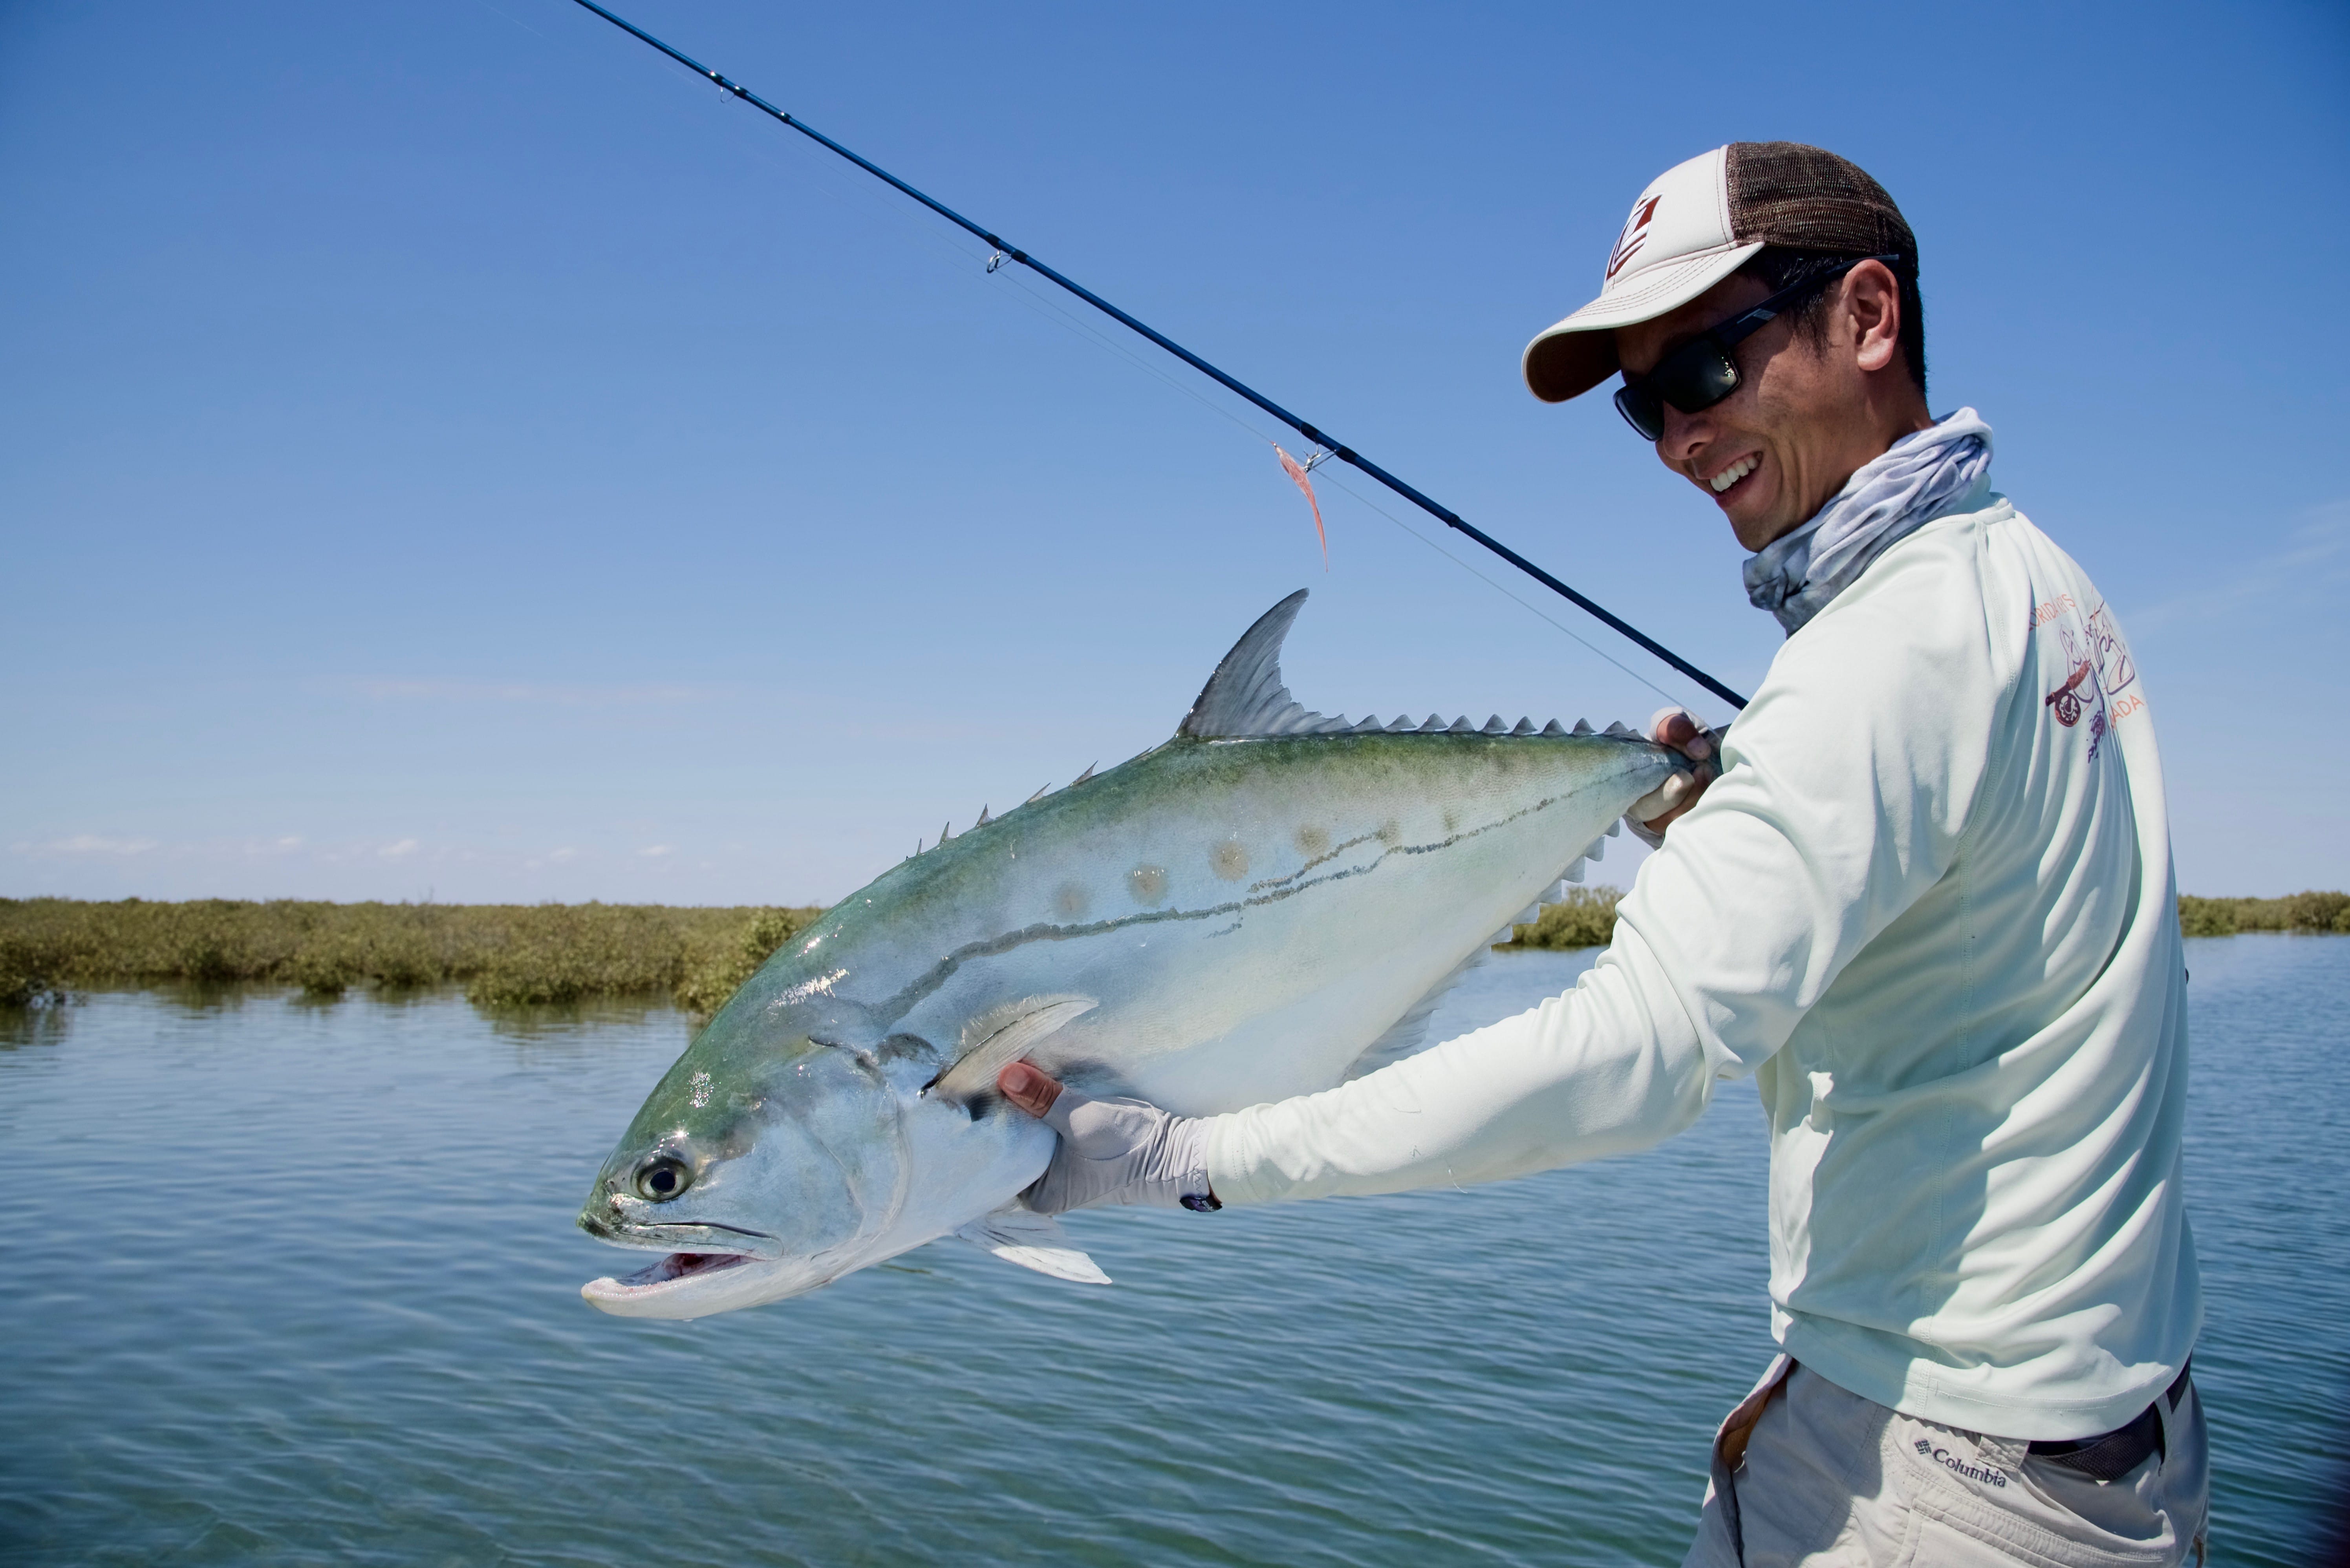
left=1656, top=340, right=1741, bottom=416
left=1614, top=383, right=1665, bottom=442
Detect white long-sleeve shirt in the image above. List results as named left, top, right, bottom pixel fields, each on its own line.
left=1203, top=491, right=2200, bottom=1440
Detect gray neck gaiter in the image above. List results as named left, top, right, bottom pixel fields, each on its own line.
left=1741, top=407, right=1995, bottom=636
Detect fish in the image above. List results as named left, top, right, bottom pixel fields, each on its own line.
left=577, top=590, right=1687, bottom=1318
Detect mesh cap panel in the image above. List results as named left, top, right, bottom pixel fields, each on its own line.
left=1725, top=142, right=1915, bottom=261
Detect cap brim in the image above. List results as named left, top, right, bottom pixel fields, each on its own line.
left=1521, top=242, right=1764, bottom=404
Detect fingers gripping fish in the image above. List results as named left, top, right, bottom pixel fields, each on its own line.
left=578, top=591, right=1691, bottom=1318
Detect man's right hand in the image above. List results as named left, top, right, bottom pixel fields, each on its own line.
left=998, top=1062, right=1220, bottom=1215
left=1625, top=706, right=1719, bottom=841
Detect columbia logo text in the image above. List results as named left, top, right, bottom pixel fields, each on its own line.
left=1915, top=1437, right=2009, bottom=1488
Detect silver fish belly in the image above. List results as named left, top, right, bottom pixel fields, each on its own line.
left=579, top=591, right=1684, bottom=1317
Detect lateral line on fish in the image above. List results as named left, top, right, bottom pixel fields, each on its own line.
left=871, top=788, right=1587, bottom=1026
left=1242, top=826, right=1388, bottom=897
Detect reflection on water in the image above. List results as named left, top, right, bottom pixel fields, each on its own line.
left=0, top=939, right=2342, bottom=1565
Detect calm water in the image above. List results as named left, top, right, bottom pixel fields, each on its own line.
left=2, top=938, right=2343, bottom=1565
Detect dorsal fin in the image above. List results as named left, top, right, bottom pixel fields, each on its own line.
left=1179, top=590, right=1334, bottom=739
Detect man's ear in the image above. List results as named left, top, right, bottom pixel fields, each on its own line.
left=1844, top=259, right=1903, bottom=375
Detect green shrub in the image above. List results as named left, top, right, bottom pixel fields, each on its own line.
left=2282, top=891, right=2350, bottom=934
left=675, top=906, right=823, bottom=1017
left=289, top=937, right=364, bottom=999
left=1501, top=886, right=1622, bottom=951
left=465, top=904, right=683, bottom=1007
left=2175, top=896, right=2238, bottom=938
left=0, top=932, right=68, bottom=1007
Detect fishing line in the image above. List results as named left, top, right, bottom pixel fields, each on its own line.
left=974, top=269, right=1689, bottom=707
left=893, top=204, right=1688, bottom=706
left=556, top=0, right=1749, bottom=713
left=869, top=217, right=1685, bottom=704
left=956, top=255, right=1685, bottom=699
left=1312, top=468, right=1687, bottom=709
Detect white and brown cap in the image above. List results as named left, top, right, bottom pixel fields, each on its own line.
left=1522, top=142, right=1915, bottom=403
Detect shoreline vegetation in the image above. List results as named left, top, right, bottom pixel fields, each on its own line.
left=0, top=898, right=822, bottom=1013
left=3, top=890, right=2342, bottom=1011
left=1504, top=890, right=2350, bottom=950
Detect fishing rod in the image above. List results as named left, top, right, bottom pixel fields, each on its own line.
left=564, top=0, right=1750, bottom=712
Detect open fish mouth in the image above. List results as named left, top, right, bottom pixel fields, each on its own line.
left=612, top=1250, right=752, bottom=1288
left=580, top=1248, right=794, bottom=1317
left=576, top=1213, right=813, bottom=1316
left=580, top=1248, right=843, bottom=1318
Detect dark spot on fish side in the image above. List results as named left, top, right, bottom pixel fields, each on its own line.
left=1210, top=839, right=1249, bottom=881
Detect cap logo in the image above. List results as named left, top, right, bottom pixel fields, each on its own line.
left=1605, top=196, right=1662, bottom=283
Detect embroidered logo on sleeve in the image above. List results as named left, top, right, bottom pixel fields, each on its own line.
left=2035, top=594, right=2143, bottom=760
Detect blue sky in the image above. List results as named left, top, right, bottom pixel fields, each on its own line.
left=3, top=0, right=2344, bottom=905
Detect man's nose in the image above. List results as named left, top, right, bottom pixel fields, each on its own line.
left=1655, top=401, right=1711, bottom=469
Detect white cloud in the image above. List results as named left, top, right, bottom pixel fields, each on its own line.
left=548, top=846, right=579, bottom=862
left=236, top=835, right=304, bottom=856
left=378, top=839, right=420, bottom=859
left=15, top=834, right=159, bottom=856
left=636, top=844, right=675, bottom=858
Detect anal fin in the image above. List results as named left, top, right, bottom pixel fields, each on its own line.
left=953, top=1203, right=1112, bottom=1285
left=1343, top=948, right=1484, bottom=1081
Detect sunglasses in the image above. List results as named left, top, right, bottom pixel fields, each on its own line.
left=1612, top=255, right=1900, bottom=442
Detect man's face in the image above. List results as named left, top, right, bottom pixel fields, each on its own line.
left=1614, top=272, right=1886, bottom=553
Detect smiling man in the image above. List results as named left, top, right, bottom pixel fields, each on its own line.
left=1002, top=143, right=2206, bottom=1566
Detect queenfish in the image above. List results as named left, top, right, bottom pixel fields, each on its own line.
left=579, top=590, right=1687, bottom=1317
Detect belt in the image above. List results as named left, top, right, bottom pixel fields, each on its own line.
left=2028, top=1360, right=2193, bottom=1482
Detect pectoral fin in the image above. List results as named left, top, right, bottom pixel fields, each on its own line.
left=953, top=1203, right=1112, bottom=1285
left=926, top=994, right=1098, bottom=1105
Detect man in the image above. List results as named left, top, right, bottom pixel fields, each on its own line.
left=1000, top=143, right=2207, bottom=1566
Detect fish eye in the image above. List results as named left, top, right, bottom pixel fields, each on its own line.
left=633, top=1155, right=692, bottom=1202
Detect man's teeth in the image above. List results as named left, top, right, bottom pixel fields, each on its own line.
left=1710, top=455, right=1759, bottom=494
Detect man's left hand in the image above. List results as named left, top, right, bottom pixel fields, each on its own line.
left=1626, top=706, right=1720, bottom=839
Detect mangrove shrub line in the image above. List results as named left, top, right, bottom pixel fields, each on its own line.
left=2174, top=891, right=2350, bottom=937
left=1500, top=889, right=2349, bottom=951
left=5, top=890, right=2340, bottom=1010
left=0, top=898, right=823, bottom=1012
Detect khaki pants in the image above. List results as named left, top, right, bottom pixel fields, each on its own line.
left=1683, top=1359, right=2209, bottom=1567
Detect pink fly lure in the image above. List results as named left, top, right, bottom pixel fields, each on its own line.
left=1274, top=446, right=1329, bottom=568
